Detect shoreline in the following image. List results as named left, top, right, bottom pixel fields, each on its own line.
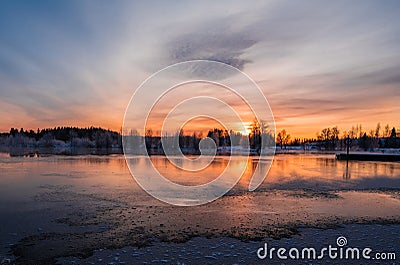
left=4, top=146, right=400, bottom=158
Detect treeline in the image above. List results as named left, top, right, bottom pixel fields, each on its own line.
left=139, top=127, right=275, bottom=155
left=0, top=127, right=122, bottom=148
left=2, top=122, right=399, bottom=152
left=142, top=129, right=253, bottom=153
left=126, top=119, right=276, bottom=154
left=276, top=123, right=400, bottom=151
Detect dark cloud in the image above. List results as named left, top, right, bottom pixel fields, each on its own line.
left=161, top=14, right=262, bottom=79
left=168, top=31, right=256, bottom=70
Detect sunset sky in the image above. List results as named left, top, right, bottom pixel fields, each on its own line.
left=0, top=0, right=399, bottom=138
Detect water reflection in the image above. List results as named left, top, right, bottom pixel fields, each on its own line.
left=343, top=160, right=351, bottom=180
left=0, top=154, right=399, bottom=196
left=261, top=154, right=400, bottom=190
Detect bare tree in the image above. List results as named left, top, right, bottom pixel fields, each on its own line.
left=249, top=119, right=261, bottom=150
left=277, top=129, right=290, bottom=149
left=375, top=123, right=381, bottom=138
left=384, top=124, right=390, bottom=138
left=331, top=126, right=340, bottom=150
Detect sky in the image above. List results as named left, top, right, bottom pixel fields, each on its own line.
left=0, top=0, right=399, bottom=138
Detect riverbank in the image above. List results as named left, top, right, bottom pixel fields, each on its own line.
left=336, top=152, right=400, bottom=161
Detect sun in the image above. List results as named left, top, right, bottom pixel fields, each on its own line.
left=238, top=122, right=253, bottom=135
